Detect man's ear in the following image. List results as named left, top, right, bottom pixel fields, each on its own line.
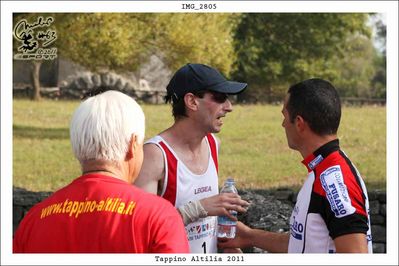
left=184, top=93, right=199, bottom=112
left=125, top=133, right=138, bottom=160
left=295, top=115, right=307, bottom=133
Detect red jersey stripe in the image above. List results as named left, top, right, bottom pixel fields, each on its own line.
left=206, top=134, right=218, bottom=172
left=312, top=150, right=367, bottom=217
left=159, top=141, right=178, bottom=206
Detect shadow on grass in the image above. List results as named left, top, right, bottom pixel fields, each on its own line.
left=13, top=124, right=69, bottom=139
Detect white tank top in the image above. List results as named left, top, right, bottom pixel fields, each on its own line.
left=146, top=134, right=219, bottom=253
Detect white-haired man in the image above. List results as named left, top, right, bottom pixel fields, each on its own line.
left=13, top=90, right=189, bottom=253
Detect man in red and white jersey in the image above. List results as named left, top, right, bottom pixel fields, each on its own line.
left=135, top=63, right=250, bottom=253
left=219, top=78, right=372, bottom=253
left=13, top=90, right=189, bottom=253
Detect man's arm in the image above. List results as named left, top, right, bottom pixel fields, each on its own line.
left=334, top=233, right=368, bottom=253
left=218, top=221, right=289, bottom=253
left=135, top=141, right=249, bottom=226
left=134, top=143, right=164, bottom=195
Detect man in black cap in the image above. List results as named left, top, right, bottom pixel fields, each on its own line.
left=135, top=63, right=250, bottom=253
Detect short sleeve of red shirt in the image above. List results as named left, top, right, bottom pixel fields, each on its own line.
left=145, top=199, right=189, bottom=253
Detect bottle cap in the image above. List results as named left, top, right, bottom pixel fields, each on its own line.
left=225, top=177, right=235, bottom=184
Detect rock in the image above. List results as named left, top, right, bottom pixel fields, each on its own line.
left=59, top=80, right=68, bottom=88
left=371, top=225, right=386, bottom=242
left=80, top=73, right=94, bottom=89
left=92, top=74, right=101, bottom=87
left=13, top=205, right=24, bottom=225
left=74, top=78, right=86, bottom=90
left=380, top=204, right=386, bottom=216
left=115, top=78, right=125, bottom=91
left=61, top=88, right=81, bottom=98
left=370, top=214, right=385, bottom=225
left=369, top=200, right=380, bottom=215
left=123, top=81, right=135, bottom=92
left=108, top=73, right=117, bottom=87
left=139, top=54, right=171, bottom=91
left=66, top=80, right=77, bottom=91
left=238, top=190, right=292, bottom=232
left=291, top=192, right=298, bottom=204
left=100, top=73, right=110, bottom=86
left=274, top=189, right=294, bottom=202
left=378, top=193, right=386, bottom=203
left=368, top=191, right=379, bottom=201
left=372, top=243, right=385, bottom=253
left=369, top=189, right=385, bottom=203
left=13, top=187, right=52, bottom=206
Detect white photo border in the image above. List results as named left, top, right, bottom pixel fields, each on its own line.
left=1, top=1, right=398, bottom=265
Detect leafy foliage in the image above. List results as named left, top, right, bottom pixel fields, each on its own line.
left=54, top=13, right=237, bottom=75
left=13, top=13, right=385, bottom=101
left=331, top=35, right=376, bottom=98
left=232, top=13, right=375, bottom=100
left=55, top=13, right=150, bottom=72
left=370, top=17, right=386, bottom=99
left=151, top=13, right=238, bottom=75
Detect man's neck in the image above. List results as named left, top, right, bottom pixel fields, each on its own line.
left=161, top=119, right=211, bottom=174
left=81, top=160, right=127, bottom=182
left=163, top=119, right=209, bottom=149
left=299, top=134, right=337, bottom=159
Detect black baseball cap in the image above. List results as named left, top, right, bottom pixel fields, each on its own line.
left=166, top=63, right=247, bottom=98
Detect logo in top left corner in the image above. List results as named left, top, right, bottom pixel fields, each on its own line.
left=13, top=16, right=58, bottom=60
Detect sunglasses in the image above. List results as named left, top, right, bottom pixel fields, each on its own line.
left=194, top=90, right=229, bottom=103
left=209, top=91, right=229, bottom=103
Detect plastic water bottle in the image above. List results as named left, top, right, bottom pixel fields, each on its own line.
left=217, top=178, right=238, bottom=238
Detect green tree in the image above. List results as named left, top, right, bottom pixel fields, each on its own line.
left=13, top=13, right=238, bottom=100
left=152, top=13, right=238, bottom=74
left=232, top=13, right=371, bottom=102
left=55, top=13, right=151, bottom=72
left=370, top=18, right=386, bottom=99
left=56, top=13, right=237, bottom=76
left=331, top=34, right=376, bottom=98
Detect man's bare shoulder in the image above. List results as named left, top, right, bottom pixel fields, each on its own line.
left=144, top=142, right=163, bottom=155
left=135, top=142, right=165, bottom=189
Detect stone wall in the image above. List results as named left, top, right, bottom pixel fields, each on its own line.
left=13, top=55, right=171, bottom=101
left=12, top=187, right=386, bottom=253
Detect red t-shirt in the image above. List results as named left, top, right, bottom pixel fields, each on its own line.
left=13, top=174, right=189, bottom=253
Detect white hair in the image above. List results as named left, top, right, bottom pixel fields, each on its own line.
left=70, top=90, right=145, bottom=163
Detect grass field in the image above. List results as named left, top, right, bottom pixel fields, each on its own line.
left=12, top=99, right=386, bottom=192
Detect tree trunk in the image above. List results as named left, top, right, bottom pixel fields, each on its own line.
left=31, top=61, right=42, bottom=101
